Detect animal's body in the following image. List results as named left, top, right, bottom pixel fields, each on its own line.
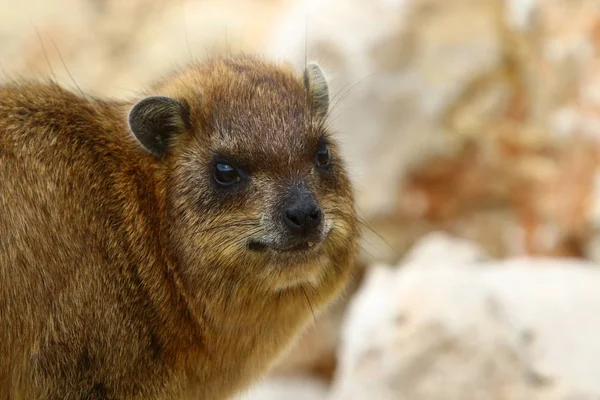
left=0, top=56, right=358, bottom=399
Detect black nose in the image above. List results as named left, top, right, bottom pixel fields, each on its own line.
left=284, top=197, right=323, bottom=238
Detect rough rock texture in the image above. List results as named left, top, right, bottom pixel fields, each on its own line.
left=330, top=233, right=600, bottom=400
left=267, top=0, right=600, bottom=264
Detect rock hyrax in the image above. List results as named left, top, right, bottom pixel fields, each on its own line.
left=0, top=56, right=359, bottom=399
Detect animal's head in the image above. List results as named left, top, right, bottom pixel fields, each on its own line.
left=128, top=57, right=358, bottom=295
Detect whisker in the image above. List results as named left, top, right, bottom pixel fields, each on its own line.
left=178, top=0, right=194, bottom=61
left=327, top=80, right=356, bottom=109
left=225, top=227, right=264, bottom=248
left=34, top=26, right=56, bottom=83
left=357, top=243, right=378, bottom=260
left=47, top=35, right=88, bottom=102
left=196, top=220, right=260, bottom=234
left=304, top=14, right=309, bottom=71
left=325, top=72, right=376, bottom=122
left=0, top=60, right=9, bottom=80
left=224, top=25, right=229, bottom=57
left=300, top=285, right=317, bottom=326
left=325, top=209, right=394, bottom=251
left=357, top=217, right=392, bottom=248
left=230, top=228, right=263, bottom=242
left=208, top=231, right=261, bottom=252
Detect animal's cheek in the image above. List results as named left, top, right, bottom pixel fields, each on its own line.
left=328, top=219, right=354, bottom=249
left=322, top=199, right=359, bottom=253
left=319, top=192, right=352, bottom=216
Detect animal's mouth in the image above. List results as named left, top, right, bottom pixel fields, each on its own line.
left=247, top=240, right=321, bottom=253
left=248, top=227, right=331, bottom=254
left=248, top=222, right=333, bottom=255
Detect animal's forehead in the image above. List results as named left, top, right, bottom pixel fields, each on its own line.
left=207, top=67, right=309, bottom=128
left=203, top=73, right=323, bottom=170
left=209, top=107, right=322, bottom=173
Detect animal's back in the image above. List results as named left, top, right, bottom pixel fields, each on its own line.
left=0, top=83, right=172, bottom=399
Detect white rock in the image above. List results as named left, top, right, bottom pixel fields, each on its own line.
left=235, top=376, right=328, bottom=400
left=400, top=231, right=488, bottom=269
left=331, top=252, right=600, bottom=400
left=504, top=0, right=538, bottom=31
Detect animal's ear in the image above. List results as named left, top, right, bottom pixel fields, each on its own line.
left=304, top=63, right=329, bottom=118
left=128, top=96, right=190, bottom=157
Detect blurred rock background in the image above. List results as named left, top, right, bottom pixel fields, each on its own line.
left=4, top=0, right=600, bottom=398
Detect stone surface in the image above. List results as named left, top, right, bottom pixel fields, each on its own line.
left=235, top=376, right=328, bottom=400
left=400, top=231, right=489, bottom=269
left=330, top=235, right=600, bottom=400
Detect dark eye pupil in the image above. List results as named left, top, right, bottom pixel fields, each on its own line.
left=316, top=146, right=330, bottom=167
left=214, top=163, right=240, bottom=185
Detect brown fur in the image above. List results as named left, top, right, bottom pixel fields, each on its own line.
left=0, top=56, right=358, bottom=399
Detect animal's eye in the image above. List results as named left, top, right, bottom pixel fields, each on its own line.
left=316, top=144, right=330, bottom=167
left=213, top=163, right=241, bottom=186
